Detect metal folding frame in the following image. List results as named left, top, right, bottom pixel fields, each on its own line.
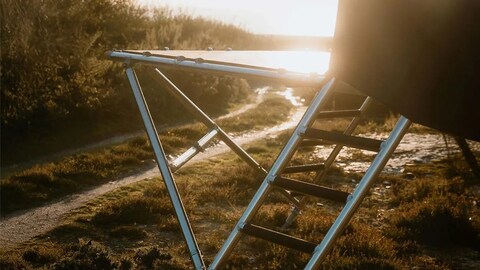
left=118, top=53, right=315, bottom=269
left=112, top=51, right=412, bottom=270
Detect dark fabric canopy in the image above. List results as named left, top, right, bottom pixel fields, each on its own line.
left=330, top=0, right=480, bottom=141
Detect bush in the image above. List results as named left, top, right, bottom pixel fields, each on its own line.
left=1, top=0, right=255, bottom=166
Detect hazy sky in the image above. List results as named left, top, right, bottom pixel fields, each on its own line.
left=136, top=0, right=338, bottom=37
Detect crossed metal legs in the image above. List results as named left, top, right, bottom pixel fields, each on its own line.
left=126, top=67, right=410, bottom=270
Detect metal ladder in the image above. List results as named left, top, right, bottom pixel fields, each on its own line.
left=125, top=65, right=303, bottom=270
left=209, top=77, right=411, bottom=269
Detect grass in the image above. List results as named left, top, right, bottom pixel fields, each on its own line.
left=1, top=130, right=478, bottom=269
left=386, top=161, right=480, bottom=250
left=2, top=88, right=479, bottom=269
left=217, top=97, right=293, bottom=132
left=0, top=138, right=154, bottom=214
left=0, top=97, right=292, bottom=215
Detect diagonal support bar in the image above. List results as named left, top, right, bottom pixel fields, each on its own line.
left=148, top=68, right=265, bottom=173
left=125, top=67, right=205, bottom=270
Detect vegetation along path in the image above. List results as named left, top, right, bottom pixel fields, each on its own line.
left=0, top=88, right=304, bottom=247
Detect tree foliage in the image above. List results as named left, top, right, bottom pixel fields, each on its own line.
left=1, top=0, right=255, bottom=159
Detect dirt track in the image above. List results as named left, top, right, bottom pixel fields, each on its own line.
left=0, top=90, right=305, bottom=248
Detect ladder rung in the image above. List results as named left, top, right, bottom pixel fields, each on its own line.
left=241, top=223, right=317, bottom=253
left=170, top=129, right=218, bottom=171
left=283, top=164, right=325, bottom=174
left=317, top=109, right=361, bottom=119
left=303, top=129, right=383, bottom=152
left=274, top=176, right=349, bottom=203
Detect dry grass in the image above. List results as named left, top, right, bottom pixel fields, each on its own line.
left=0, top=97, right=292, bottom=215
left=2, top=132, right=478, bottom=269
left=2, top=89, right=479, bottom=269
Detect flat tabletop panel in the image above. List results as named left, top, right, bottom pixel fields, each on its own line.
left=123, top=50, right=330, bottom=75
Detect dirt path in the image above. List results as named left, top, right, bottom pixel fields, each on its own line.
left=0, top=88, right=267, bottom=178
left=0, top=90, right=302, bottom=248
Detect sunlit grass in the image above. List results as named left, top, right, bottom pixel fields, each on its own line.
left=2, top=131, right=478, bottom=269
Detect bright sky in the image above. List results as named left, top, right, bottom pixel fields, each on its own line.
left=136, top=0, right=338, bottom=37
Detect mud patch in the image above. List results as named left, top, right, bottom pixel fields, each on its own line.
left=314, top=133, right=480, bottom=174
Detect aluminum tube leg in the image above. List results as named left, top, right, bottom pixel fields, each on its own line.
left=305, top=116, right=411, bottom=270
left=283, top=97, right=373, bottom=228
left=125, top=67, right=205, bottom=270
left=454, top=137, right=480, bottom=178
left=150, top=68, right=265, bottom=173
left=209, top=78, right=337, bottom=270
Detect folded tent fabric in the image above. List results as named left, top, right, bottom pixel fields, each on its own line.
left=330, top=0, right=480, bottom=141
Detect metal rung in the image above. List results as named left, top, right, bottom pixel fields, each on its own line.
left=302, top=129, right=383, bottom=152
left=170, top=129, right=218, bottom=172
left=317, top=109, right=361, bottom=119
left=283, top=164, right=325, bottom=174
left=273, top=176, right=349, bottom=203
left=241, top=223, right=317, bottom=253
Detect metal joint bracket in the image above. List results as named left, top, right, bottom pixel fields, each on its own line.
left=175, top=56, right=186, bottom=64
left=123, top=58, right=133, bottom=68
left=238, top=222, right=247, bottom=230
left=193, top=142, right=205, bottom=152
left=379, top=140, right=387, bottom=150
left=266, top=174, right=277, bottom=184
left=169, top=163, right=178, bottom=172
left=297, top=126, right=308, bottom=136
